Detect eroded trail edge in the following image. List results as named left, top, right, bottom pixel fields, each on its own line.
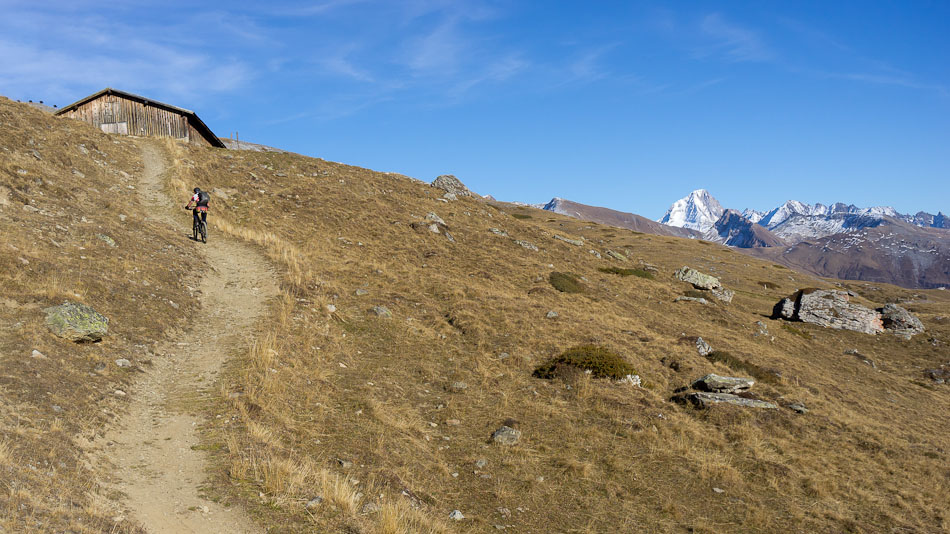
left=101, top=143, right=275, bottom=533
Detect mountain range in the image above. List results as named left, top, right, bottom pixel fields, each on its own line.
left=522, top=190, right=949, bottom=289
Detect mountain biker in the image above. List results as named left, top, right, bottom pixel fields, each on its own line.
left=184, top=187, right=210, bottom=233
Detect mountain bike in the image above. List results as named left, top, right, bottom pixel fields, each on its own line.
left=190, top=207, right=208, bottom=243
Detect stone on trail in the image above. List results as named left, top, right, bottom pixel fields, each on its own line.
left=691, top=374, right=754, bottom=394
left=115, top=358, right=132, bottom=368
left=490, top=425, right=521, bottom=445
left=44, top=301, right=109, bottom=342
left=449, top=510, right=465, bottom=520
left=545, top=310, right=558, bottom=319
left=31, top=349, right=47, bottom=359
left=431, top=174, right=474, bottom=197
left=97, top=234, right=117, bottom=247
left=673, top=266, right=720, bottom=290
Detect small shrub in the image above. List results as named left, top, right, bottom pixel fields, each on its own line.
left=512, top=213, right=532, bottom=220
left=703, top=350, right=779, bottom=384
left=773, top=264, right=787, bottom=269
left=598, top=267, right=655, bottom=280
left=549, top=272, right=585, bottom=293
left=683, top=289, right=707, bottom=299
left=533, top=345, right=637, bottom=380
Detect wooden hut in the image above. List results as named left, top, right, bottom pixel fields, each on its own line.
left=55, top=88, right=225, bottom=148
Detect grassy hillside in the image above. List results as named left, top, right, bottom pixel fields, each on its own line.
left=2, top=96, right=949, bottom=533
left=0, top=98, right=201, bottom=532
left=166, top=139, right=950, bottom=532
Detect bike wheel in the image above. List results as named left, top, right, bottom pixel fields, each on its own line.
left=200, top=221, right=207, bottom=243
left=193, top=220, right=199, bottom=241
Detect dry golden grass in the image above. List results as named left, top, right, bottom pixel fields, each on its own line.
left=3, top=94, right=950, bottom=533
left=0, top=97, right=201, bottom=532
left=156, top=135, right=950, bottom=534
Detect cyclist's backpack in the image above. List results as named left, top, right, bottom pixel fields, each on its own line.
left=197, top=190, right=210, bottom=206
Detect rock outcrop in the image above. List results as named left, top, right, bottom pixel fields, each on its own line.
left=674, top=266, right=720, bottom=290
left=691, top=374, right=754, bottom=394
left=44, top=301, right=109, bottom=342
left=773, top=289, right=884, bottom=334
left=431, top=175, right=474, bottom=197
left=774, top=290, right=924, bottom=337
left=878, top=303, right=924, bottom=339
left=676, top=392, right=778, bottom=410
left=673, top=266, right=734, bottom=303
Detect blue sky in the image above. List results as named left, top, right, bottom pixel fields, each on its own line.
left=2, top=1, right=948, bottom=218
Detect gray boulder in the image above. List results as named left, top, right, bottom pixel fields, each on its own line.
left=691, top=374, right=754, bottom=394
left=490, top=425, right=521, bottom=445
left=44, top=301, right=109, bottom=342
left=710, top=287, right=734, bottom=304
left=431, top=175, right=474, bottom=197
left=878, top=303, right=924, bottom=338
left=673, top=266, right=720, bottom=290
left=773, top=289, right=883, bottom=335
left=695, top=337, right=712, bottom=356
left=674, top=392, right=777, bottom=410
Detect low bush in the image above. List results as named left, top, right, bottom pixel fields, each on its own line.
left=512, top=213, right=532, bottom=220
left=683, top=289, right=708, bottom=299
left=533, top=345, right=637, bottom=379
left=549, top=272, right=585, bottom=293
left=598, top=267, right=655, bottom=280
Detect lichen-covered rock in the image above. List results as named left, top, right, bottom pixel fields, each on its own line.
left=553, top=234, right=584, bottom=246
left=605, top=250, right=627, bottom=262
left=878, top=303, right=924, bottom=338
left=370, top=305, right=392, bottom=318
left=674, top=392, right=777, bottom=410
left=431, top=174, right=474, bottom=197
left=490, top=425, right=521, bottom=445
left=711, top=286, right=734, bottom=303
left=44, top=301, right=109, bottom=342
left=673, top=266, right=720, bottom=290
left=691, top=374, right=754, bottom=394
left=773, top=289, right=884, bottom=335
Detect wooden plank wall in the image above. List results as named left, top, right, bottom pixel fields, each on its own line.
left=61, top=94, right=212, bottom=147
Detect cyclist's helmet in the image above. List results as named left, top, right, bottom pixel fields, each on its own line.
left=193, top=187, right=201, bottom=193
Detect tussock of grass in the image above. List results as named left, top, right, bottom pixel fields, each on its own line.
left=781, top=323, right=813, bottom=339
left=598, top=266, right=655, bottom=279
left=533, top=345, right=637, bottom=379
left=703, top=350, right=779, bottom=384
left=757, top=280, right=780, bottom=290
left=683, top=289, right=708, bottom=299
left=511, top=213, right=532, bottom=220
left=549, top=271, right=585, bottom=293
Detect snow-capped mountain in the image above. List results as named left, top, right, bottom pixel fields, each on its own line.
left=741, top=208, right=765, bottom=224
left=704, top=210, right=785, bottom=248
left=770, top=213, right=887, bottom=242
left=657, top=189, right=724, bottom=232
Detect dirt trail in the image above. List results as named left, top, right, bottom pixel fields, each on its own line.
left=97, top=142, right=275, bottom=533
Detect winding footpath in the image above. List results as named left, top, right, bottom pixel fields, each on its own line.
left=95, top=142, right=275, bottom=533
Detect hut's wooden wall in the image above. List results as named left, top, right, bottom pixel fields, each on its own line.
left=60, top=93, right=213, bottom=147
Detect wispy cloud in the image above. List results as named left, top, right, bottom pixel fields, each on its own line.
left=697, top=13, right=773, bottom=63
